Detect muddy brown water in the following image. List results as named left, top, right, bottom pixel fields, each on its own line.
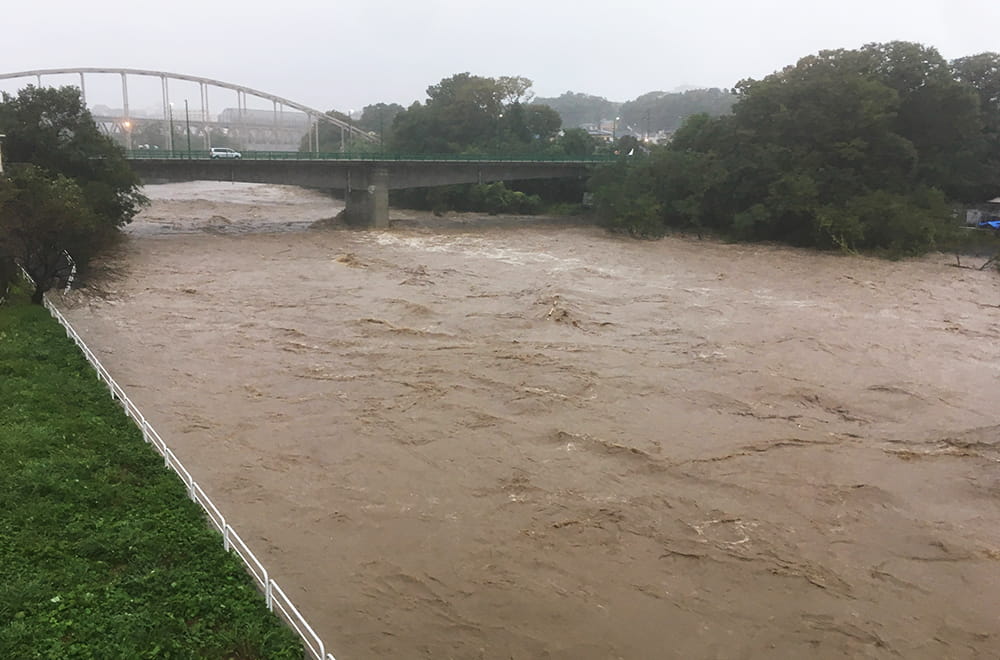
left=56, top=182, right=1000, bottom=659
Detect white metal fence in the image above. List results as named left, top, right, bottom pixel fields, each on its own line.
left=41, top=296, right=338, bottom=660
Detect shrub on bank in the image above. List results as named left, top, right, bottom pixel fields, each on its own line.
left=392, top=182, right=543, bottom=216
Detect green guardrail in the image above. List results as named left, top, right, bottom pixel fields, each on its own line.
left=124, top=149, right=618, bottom=163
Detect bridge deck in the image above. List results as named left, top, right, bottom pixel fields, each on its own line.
left=126, top=150, right=615, bottom=164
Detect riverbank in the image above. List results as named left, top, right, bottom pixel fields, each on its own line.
left=0, top=290, right=302, bottom=658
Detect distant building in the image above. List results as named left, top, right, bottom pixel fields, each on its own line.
left=965, top=197, right=1000, bottom=226
left=215, top=108, right=311, bottom=151
left=216, top=108, right=309, bottom=129
left=645, top=130, right=675, bottom=145
left=581, top=118, right=645, bottom=142
left=583, top=125, right=614, bottom=141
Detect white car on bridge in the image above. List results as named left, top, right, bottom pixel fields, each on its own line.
left=210, top=147, right=242, bottom=159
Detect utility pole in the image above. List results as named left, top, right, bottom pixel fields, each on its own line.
left=168, top=103, right=175, bottom=152
left=185, top=99, right=192, bottom=157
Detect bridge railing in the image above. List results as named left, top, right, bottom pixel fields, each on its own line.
left=125, top=149, right=618, bottom=163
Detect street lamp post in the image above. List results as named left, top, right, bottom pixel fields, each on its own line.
left=496, top=112, right=504, bottom=156
left=185, top=99, right=192, bottom=157
left=123, top=120, right=132, bottom=151
left=0, top=134, right=5, bottom=176
left=612, top=115, right=620, bottom=142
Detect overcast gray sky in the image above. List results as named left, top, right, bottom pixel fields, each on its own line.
left=4, top=0, right=999, bottom=114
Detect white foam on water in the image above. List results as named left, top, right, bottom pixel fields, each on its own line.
left=373, top=233, right=580, bottom=268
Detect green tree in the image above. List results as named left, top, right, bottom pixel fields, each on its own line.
left=952, top=52, right=1000, bottom=121
left=389, top=73, right=561, bottom=155
left=591, top=157, right=665, bottom=238
left=550, top=128, right=598, bottom=157
left=0, top=166, right=102, bottom=303
left=860, top=42, right=985, bottom=200
left=0, top=86, right=146, bottom=225
left=0, top=85, right=146, bottom=302
left=951, top=52, right=1000, bottom=199
left=357, top=102, right=404, bottom=147
left=495, top=102, right=561, bottom=154
left=391, top=73, right=504, bottom=153
left=523, top=104, right=562, bottom=141
left=590, top=42, right=975, bottom=254
left=497, top=76, right=535, bottom=104
left=386, top=73, right=572, bottom=213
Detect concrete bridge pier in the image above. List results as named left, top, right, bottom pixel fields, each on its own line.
left=344, top=166, right=389, bottom=229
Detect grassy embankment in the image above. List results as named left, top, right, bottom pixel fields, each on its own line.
left=0, top=289, right=303, bottom=659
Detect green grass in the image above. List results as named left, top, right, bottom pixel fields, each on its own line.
left=939, top=226, right=1000, bottom=262
left=0, top=290, right=303, bottom=659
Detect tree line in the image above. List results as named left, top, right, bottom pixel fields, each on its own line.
left=303, top=74, right=594, bottom=158
left=302, top=74, right=608, bottom=214
left=593, top=42, right=1000, bottom=255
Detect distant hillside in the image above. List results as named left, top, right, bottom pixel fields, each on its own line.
left=535, top=88, right=736, bottom=135
left=618, top=88, right=735, bottom=136
left=533, top=92, right=620, bottom=129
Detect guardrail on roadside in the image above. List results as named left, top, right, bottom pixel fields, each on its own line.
left=40, top=294, right=338, bottom=660
left=125, top=148, right=619, bottom=163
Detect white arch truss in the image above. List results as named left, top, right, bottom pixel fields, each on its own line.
left=0, top=67, right=375, bottom=146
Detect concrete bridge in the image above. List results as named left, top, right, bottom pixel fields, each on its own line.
left=1, top=67, right=609, bottom=227
left=127, top=156, right=600, bottom=227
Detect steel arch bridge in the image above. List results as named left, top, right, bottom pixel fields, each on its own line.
left=0, top=67, right=375, bottom=151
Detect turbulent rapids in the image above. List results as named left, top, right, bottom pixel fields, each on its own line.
left=57, top=182, right=1000, bottom=659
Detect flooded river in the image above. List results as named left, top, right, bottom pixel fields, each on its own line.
left=57, top=182, right=1000, bottom=659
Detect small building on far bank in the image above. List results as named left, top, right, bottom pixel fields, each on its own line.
left=965, top=197, right=1000, bottom=226
left=582, top=125, right=614, bottom=142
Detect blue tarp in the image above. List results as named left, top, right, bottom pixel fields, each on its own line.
left=977, top=219, right=1000, bottom=230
